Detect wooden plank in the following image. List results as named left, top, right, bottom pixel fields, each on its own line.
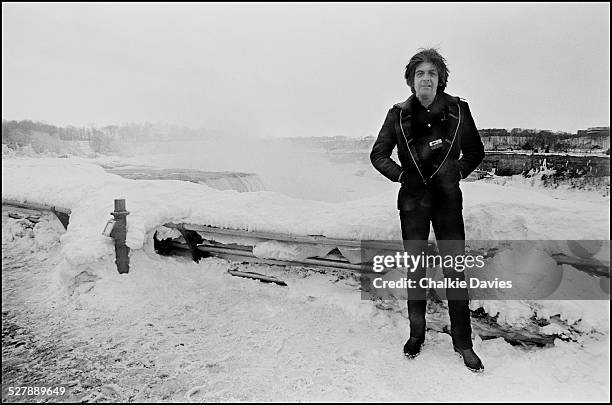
left=200, top=245, right=364, bottom=271
left=552, top=253, right=610, bottom=277
left=2, top=199, right=71, bottom=215
left=4, top=202, right=604, bottom=278
left=424, top=315, right=556, bottom=346
left=164, top=225, right=611, bottom=279
left=2, top=199, right=71, bottom=229
left=167, top=241, right=363, bottom=271
left=2, top=205, right=43, bottom=217
left=227, top=270, right=287, bottom=286
left=164, top=222, right=405, bottom=250
left=165, top=222, right=362, bottom=247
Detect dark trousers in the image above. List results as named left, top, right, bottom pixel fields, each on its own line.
left=399, top=185, right=473, bottom=349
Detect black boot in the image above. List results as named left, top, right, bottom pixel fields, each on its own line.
left=403, top=337, right=424, bottom=359
left=405, top=298, right=425, bottom=359
left=454, top=347, right=484, bottom=372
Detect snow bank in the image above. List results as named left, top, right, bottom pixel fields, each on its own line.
left=483, top=171, right=610, bottom=200
left=2, top=157, right=610, bottom=335
left=1, top=158, right=399, bottom=265
left=3, top=157, right=609, bottom=267
left=253, top=240, right=333, bottom=261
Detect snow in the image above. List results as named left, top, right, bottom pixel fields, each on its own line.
left=252, top=240, right=334, bottom=261
left=2, top=156, right=610, bottom=325
left=2, top=213, right=609, bottom=401
left=482, top=170, right=610, bottom=200
left=3, top=157, right=609, bottom=266
left=2, top=153, right=610, bottom=401
left=2, top=157, right=400, bottom=265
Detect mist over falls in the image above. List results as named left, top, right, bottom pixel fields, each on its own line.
left=103, top=137, right=396, bottom=203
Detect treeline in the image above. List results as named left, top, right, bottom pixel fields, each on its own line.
left=2, top=119, right=121, bottom=154
left=1, top=119, right=213, bottom=155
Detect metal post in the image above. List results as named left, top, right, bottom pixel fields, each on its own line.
left=111, top=199, right=130, bottom=274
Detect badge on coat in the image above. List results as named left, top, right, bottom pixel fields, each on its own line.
left=429, top=139, right=443, bottom=150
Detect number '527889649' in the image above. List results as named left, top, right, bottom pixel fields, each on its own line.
left=7, top=386, right=66, bottom=396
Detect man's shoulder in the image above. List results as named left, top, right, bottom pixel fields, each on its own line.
left=392, top=98, right=411, bottom=110
left=440, top=92, right=468, bottom=105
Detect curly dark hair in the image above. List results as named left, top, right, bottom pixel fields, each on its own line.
left=404, top=48, right=449, bottom=94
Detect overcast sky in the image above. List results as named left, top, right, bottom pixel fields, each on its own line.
left=2, top=3, right=610, bottom=137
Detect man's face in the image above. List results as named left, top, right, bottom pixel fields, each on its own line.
left=414, top=61, right=439, bottom=99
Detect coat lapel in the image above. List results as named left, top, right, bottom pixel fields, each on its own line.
left=394, top=95, right=415, bottom=142
left=394, top=92, right=461, bottom=153
left=443, top=93, right=460, bottom=145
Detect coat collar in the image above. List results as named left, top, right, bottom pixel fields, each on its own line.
left=394, top=92, right=458, bottom=113
left=394, top=92, right=461, bottom=150
left=393, top=92, right=462, bottom=182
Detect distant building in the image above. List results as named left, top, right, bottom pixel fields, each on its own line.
left=576, top=127, right=610, bottom=150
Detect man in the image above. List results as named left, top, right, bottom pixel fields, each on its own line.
left=370, top=48, right=485, bottom=372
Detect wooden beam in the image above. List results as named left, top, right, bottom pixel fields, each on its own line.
left=552, top=253, right=610, bottom=277
left=2, top=199, right=71, bottom=215
left=2, top=199, right=71, bottom=229
left=163, top=222, right=402, bottom=249
left=227, top=270, right=287, bottom=286
left=166, top=241, right=364, bottom=271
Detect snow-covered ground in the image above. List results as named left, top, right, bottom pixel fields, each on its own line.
left=2, top=212, right=609, bottom=402
left=481, top=169, right=610, bottom=200
left=2, top=151, right=610, bottom=402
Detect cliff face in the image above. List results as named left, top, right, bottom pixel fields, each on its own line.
left=480, top=127, right=610, bottom=152
left=102, top=165, right=267, bottom=192
left=286, top=127, right=610, bottom=155
left=481, top=153, right=610, bottom=177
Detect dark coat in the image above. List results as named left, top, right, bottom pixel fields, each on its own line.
left=370, top=92, right=485, bottom=211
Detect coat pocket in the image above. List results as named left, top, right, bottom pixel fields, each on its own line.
left=435, top=160, right=461, bottom=186
left=397, top=174, right=426, bottom=211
